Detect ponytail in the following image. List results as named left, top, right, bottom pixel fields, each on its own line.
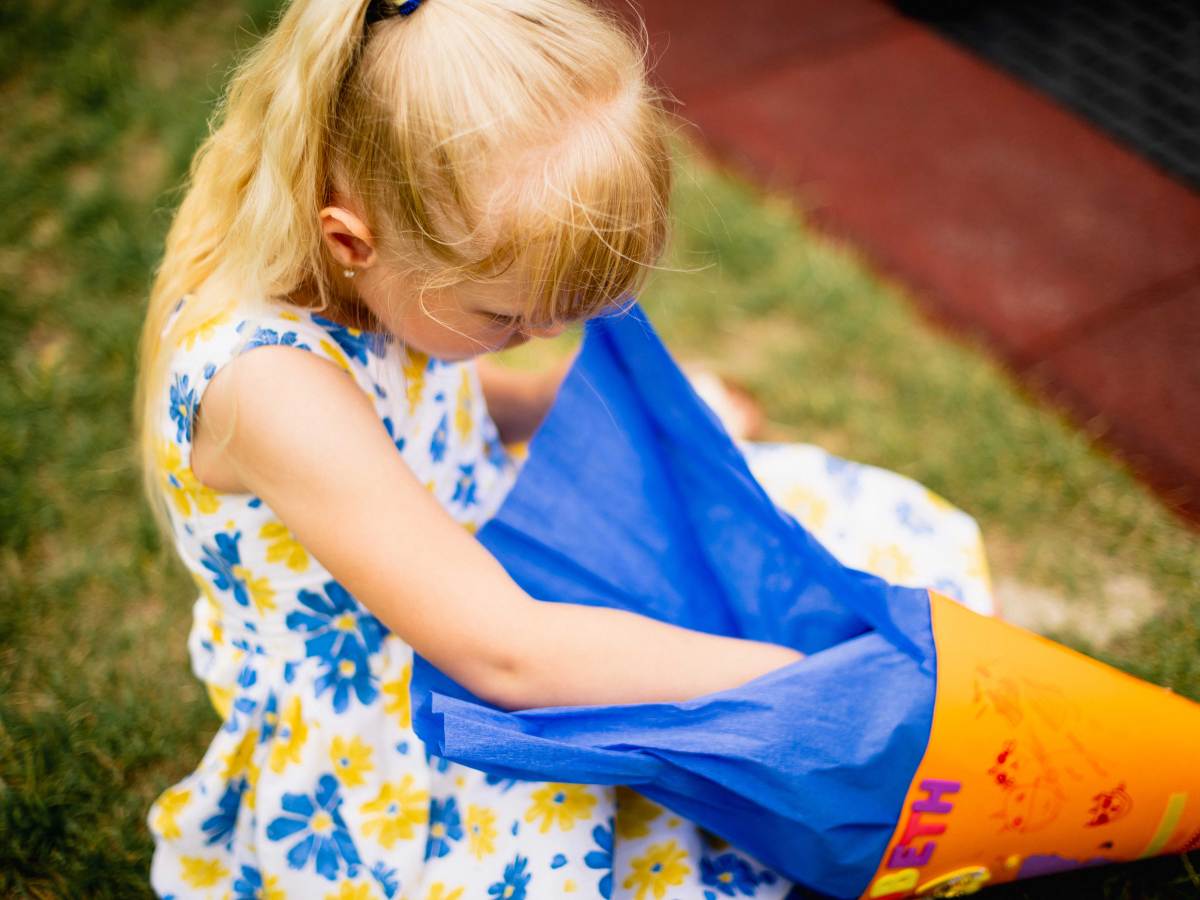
left=136, top=0, right=374, bottom=521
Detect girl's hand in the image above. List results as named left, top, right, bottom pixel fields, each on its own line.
left=193, top=346, right=802, bottom=711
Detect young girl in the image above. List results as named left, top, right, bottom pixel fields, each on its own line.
left=140, top=1, right=992, bottom=897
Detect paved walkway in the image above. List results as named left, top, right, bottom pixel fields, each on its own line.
left=604, top=0, right=1200, bottom=525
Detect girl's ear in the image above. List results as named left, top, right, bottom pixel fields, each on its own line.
left=318, top=205, right=378, bottom=270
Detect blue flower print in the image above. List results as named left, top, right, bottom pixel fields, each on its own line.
left=424, top=796, right=463, bottom=860
left=700, top=852, right=759, bottom=897
left=245, top=327, right=312, bottom=352
left=288, top=583, right=382, bottom=712
left=224, top=692, right=259, bottom=734
left=584, top=820, right=614, bottom=898
left=202, top=779, right=247, bottom=850
left=266, top=774, right=362, bottom=881
left=429, top=412, right=449, bottom=462
left=382, top=416, right=406, bottom=453
left=485, top=773, right=519, bottom=792
left=425, top=748, right=451, bottom=773
left=287, top=580, right=385, bottom=666
left=823, top=454, right=862, bottom=500
left=258, top=692, right=279, bottom=744
left=488, top=854, right=531, bottom=900
left=232, top=864, right=268, bottom=899
left=312, top=313, right=385, bottom=364
left=313, top=651, right=378, bottom=713
left=483, top=430, right=508, bottom=468
left=199, top=531, right=244, bottom=600
left=371, top=861, right=400, bottom=899
left=452, top=464, right=478, bottom=508
left=895, top=500, right=934, bottom=536
left=169, top=373, right=197, bottom=443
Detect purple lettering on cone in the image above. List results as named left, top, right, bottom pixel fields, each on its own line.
left=898, top=811, right=946, bottom=846
left=889, top=842, right=936, bottom=868
left=885, top=779, right=961, bottom=870
left=912, top=779, right=961, bottom=815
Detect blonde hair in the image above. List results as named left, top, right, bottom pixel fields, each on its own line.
left=136, top=0, right=674, bottom=518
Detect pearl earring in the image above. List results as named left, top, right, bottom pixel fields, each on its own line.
left=343, top=268, right=357, bottom=279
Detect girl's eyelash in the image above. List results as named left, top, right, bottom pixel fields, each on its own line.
left=485, top=312, right=521, bottom=326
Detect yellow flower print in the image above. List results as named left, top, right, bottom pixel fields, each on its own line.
left=180, top=856, right=228, bottom=888
left=218, top=728, right=262, bottom=808
left=158, top=440, right=220, bottom=517
left=923, top=487, right=956, bottom=512
left=330, top=735, right=375, bottom=787
left=195, top=573, right=219, bottom=608
left=268, top=695, right=309, bottom=774
left=524, top=783, right=597, bottom=834
left=151, top=786, right=191, bottom=840
left=221, top=728, right=259, bottom=781
left=780, top=485, right=828, bottom=531
left=622, top=840, right=691, bottom=900
left=230, top=563, right=276, bottom=614
left=381, top=663, right=412, bottom=728
left=361, top=774, right=429, bottom=848
left=465, top=803, right=498, bottom=859
left=563, top=880, right=577, bottom=893
left=403, top=350, right=428, bottom=412
left=455, top=368, right=473, bottom=440
left=178, top=309, right=231, bottom=350
left=325, top=883, right=373, bottom=900
left=257, top=872, right=285, bottom=900
left=198, top=587, right=224, bottom=648
left=867, top=544, right=915, bottom=583
left=426, top=884, right=464, bottom=900
left=205, top=681, right=233, bottom=719
left=965, top=540, right=991, bottom=585
left=260, top=521, right=309, bottom=572
left=319, top=339, right=353, bottom=373
left=244, top=760, right=261, bottom=811
left=615, top=786, right=663, bottom=840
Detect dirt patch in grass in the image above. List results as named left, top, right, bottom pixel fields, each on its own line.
left=996, top=572, right=1165, bottom=649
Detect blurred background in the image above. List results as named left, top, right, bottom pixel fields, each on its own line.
left=1, top=1, right=1198, bottom=896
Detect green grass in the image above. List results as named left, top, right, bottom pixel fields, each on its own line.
left=1, top=2, right=1197, bottom=897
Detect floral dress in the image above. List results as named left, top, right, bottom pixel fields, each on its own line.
left=148, top=299, right=992, bottom=900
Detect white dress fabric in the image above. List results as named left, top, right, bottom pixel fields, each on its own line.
left=147, top=298, right=992, bottom=900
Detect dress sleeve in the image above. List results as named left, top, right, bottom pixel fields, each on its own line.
left=159, top=299, right=382, bottom=474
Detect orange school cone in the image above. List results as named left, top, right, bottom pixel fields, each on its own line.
left=864, top=593, right=1200, bottom=898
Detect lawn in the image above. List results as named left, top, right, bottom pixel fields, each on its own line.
left=1, top=2, right=1198, bottom=897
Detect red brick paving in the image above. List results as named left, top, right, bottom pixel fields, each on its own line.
left=606, top=0, right=1200, bottom=524
left=1036, top=278, right=1200, bottom=512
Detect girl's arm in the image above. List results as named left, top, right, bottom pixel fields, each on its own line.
left=476, top=354, right=573, bottom=445
left=193, top=347, right=802, bottom=711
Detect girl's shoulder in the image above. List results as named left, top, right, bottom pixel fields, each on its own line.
left=159, top=296, right=395, bottom=469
